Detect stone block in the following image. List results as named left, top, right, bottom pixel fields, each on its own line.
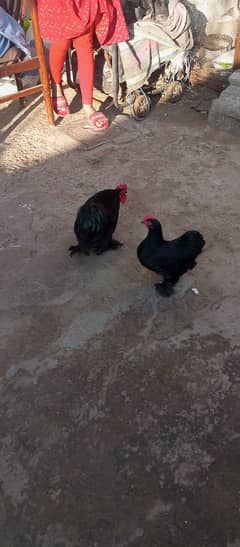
left=208, top=69, right=240, bottom=135
left=229, top=69, right=240, bottom=86
left=208, top=78, right=240, bottom=135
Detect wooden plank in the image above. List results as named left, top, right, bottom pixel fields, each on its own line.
left=0, top=57, right=40, bottom=78
left=0, top=84, right=43, bottom=104
left=30, top=0, right=55, bottom=125
left=21, top=0, right=28, bottom=18
left=233, top=33, right=240, bottom=70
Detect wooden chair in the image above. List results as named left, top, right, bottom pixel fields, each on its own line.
left=0, top=0, right=55, bottom=125
left=233, top=32, right=240, bottom=70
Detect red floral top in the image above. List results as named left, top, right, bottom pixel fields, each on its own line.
left=37, top=0, right=129, bottom=45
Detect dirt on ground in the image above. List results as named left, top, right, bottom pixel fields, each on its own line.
left=1, top=87, right=240, bottom=547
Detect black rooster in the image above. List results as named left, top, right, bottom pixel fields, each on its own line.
left=69, top=184, right=128, bottom=256
left=137, top=216, right=205, bottom=296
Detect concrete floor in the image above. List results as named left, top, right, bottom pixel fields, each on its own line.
left=1, top=89, right=240, bottom=547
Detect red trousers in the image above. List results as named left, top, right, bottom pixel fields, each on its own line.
left=49, top=31, right=94, bottom=105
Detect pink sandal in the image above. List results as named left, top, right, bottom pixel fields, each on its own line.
left=52, top=96, right=70, bottom=117
left=83, top=111, right=109, bottom=132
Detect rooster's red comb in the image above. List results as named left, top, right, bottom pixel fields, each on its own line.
left=116, top=183, right=128, bottom=192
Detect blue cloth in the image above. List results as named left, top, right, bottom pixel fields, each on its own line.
left=0, top=6, right=30, bottom=58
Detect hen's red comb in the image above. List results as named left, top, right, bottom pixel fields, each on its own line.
left=116, top=183, right=128, bottom=192
left=143, top=215, right=156, bottom=222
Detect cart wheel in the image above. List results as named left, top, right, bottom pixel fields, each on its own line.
left=159, top=81, right=183, bottom=104
left=128, top=88, right=151, bottom=120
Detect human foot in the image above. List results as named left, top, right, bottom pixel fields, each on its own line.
left=82, top=106, right=109, bottom=131
left=51, top=83, right=70, bottom=117
left=52, top=96, right=70, bottom=117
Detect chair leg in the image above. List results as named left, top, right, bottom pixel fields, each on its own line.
left=30, top=0, right=55, bottom=126
left=42, top=82, right=55, bottom=126
left=39, top=66, right=55, bottom=126
left=15, top=74, right=26, bottom=108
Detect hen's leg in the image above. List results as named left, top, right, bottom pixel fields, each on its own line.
left=188, top=260, right=197, bottom=270
left=155, top=273, right=179, bottom=297
left=155, top=281, right=174, bottom=297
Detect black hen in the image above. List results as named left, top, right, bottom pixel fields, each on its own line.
left=69, top=184, right=128, bottom=256
left=137, top=216, right=205, bottom=296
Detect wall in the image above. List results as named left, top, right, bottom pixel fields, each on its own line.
left=182, top=0, right=240, bottom=44
left=194, top=0, right=237, bottom=18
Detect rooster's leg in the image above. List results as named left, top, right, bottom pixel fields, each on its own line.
left=110, top=239, right=123, bottom=250
left=95, top=236, right=123, bottom=255
left=69, top=245, right=80, bottom=256
left=69, top=245, right=90, bottom=257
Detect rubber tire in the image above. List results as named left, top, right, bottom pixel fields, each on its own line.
left=159, top=81, right=183, bottom=104
left=129, top=89, right=151, bottom=121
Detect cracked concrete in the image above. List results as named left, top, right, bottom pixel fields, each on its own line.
left=1, top=89, right=240, bottom=546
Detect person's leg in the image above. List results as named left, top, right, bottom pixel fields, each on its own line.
left=73, top=31, right=93, bottom=108
left=49, top=39, right=71, bottom=116
left=73, top=32, right=109, bottom=130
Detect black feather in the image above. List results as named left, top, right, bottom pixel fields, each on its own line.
left=137, top=219, right=205, bottom=295
left=69, top=188, right=123, bottom=256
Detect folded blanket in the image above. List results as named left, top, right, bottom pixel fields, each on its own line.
left=163, top=0, right=194, bottom=50
left=118, top=20, right=183, bottom=92
left=0, top=7, right=30, bottom=59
